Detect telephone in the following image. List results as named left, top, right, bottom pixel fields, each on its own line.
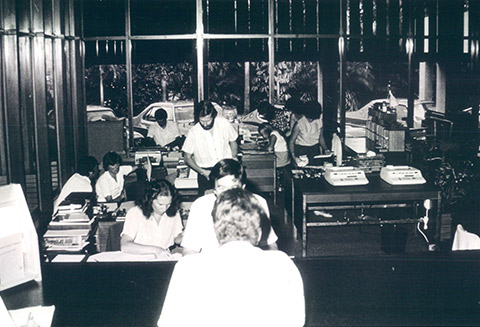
left=324, top=166, right=369, bottom=186
left=380, top=165, right=426, bottom=185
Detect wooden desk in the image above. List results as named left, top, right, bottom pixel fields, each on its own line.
left=285, top=171, right=441, bottom=256
left=3, top=253, right=479, bottom=327
left=240, top=148, right=276, bottom=201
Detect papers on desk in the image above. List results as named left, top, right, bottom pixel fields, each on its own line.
left=87, top=251, right=181, bottom=262
left=51, top=254, right=86, bottom=263
left=8, top=305, right=55, bottom=327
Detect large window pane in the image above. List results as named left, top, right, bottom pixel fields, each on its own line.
left=131, top=0, right=195, bottom=35
left=273, top=61, right=318, bottom=104
left=83, top=0, right=125, bottom=37
left=132, top=40, right=195, bottom=115
left=206, top=0, right=268, bottom=34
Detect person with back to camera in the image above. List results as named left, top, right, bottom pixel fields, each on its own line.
left=96, top=151, right=151, bottom=202
left=120, top=179, right=183, bottom=260
left=181, top=158, right=278, bottom=255
left=258, top=123, right=291, bottom=191
left=146, top=108, right=184, bottom=149
left=53, top=156, right=99, bottom=213
left=158, top=188, right=305, bottom=327
left=182, top=100, right=238, bottom=195
left=289, top=100, right=330, bottom=163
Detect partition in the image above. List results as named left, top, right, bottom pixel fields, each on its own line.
left=0, top=184, right=42, bottom=291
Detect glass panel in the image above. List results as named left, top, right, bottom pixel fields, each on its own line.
left=208, top=62, right=244, bottom=112
left=18, top=36, right=39, bottom=210
left=83, top=0, right=125, bottom=37
left=132, top=40, right=196, bottom=111
left=131, top=0, right=195, bottom=35
left=276, top=0, right=319, bottom=35
left=0, top=34, right=7, bottom=186
left=275, top=38, right=320, bottom=61
left=273, top=61, right=318, bottom=105
left=208, top=39, right=268, bottom=62
left=45, top=38, right=58, bottom=193
left=85, top=64, right=128, bottom=118
left=344, top=61, right=410, bottom=154
left=206, top=0, right=268, bottom=34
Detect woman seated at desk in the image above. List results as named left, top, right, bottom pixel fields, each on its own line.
left=96, top=151, right=151, bottom=202
left=120, top=179, right=183, bottom=260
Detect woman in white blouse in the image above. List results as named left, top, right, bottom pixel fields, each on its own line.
left=120, top=179, right=183, bottom=260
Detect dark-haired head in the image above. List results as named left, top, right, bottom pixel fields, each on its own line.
left=154, top=108, right=168, bottom=121
left=209, top=159, right=244, bottom=184
left=194, top=100, right=217, bottom=123
left=136, top=179, right=179, bottom=218
left=256, top=101, right=275, bottom=121
left=77, top=156, right=99, bottom=177
left=285, top=98, right=304, bottom=116
left=102, top=151, right=122, bottom=171
left=303, top=100, right=322, bottom=120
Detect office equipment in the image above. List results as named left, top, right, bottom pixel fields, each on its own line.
left=324, top=166, right=369, bottom=186
left=380, top=165, right=426, bottom=185
left=134, top=150, right=162, bottom=166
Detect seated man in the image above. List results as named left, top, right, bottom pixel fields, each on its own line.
left=147, top=108, right=184, bottom=149
left=181, top=158, right=278, bottom=255
left=96, top=151, right=151, bottom=202
left=158, top=188, right=305, bottom=327
left=53, top=156, right=99, bottom=213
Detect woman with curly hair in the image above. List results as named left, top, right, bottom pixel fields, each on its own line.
left=120, top=179, right=183, bottom=260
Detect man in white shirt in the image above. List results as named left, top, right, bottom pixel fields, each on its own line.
left=146, top=108, right=183, bottom=149
left=53, top=156, right=99, bottom=213
left=96, top=151, right=151, bottom=202
left=182, top=101, right=238, bottom=195
left=158, top=188, right=305, bottom=327
left=181, top=159, right=278, bottom=255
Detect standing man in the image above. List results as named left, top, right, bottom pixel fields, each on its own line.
left=146, top=108, right=184, bottom=149
left=182, top=101, right=238, bottom=195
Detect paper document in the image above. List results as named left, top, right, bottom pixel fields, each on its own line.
left=87, top=251, right=181, bottom=262
left=51, top=254, right=86, bottom=263
left=8, top=305, right=55, bottom=327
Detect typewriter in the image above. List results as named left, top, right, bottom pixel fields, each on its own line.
left=380, top=165, right=426, bottom=185
left=324, top=166, right=369, bottom=186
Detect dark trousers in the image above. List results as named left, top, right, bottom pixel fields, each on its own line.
left=197, top=168, right=213, bottom=196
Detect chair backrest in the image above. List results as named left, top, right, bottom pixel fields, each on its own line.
left=106, top=221, right=125, bottom=251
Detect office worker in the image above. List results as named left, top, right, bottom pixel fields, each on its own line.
left=53, top=156, right=99, bottom=213
left=181, top=159, right=278, bottom=255
left=120, top=179, right=183, bottom=260
left=288, top=100, right=330, bottom=162
left=158, top=188, right=305, bottom=327
left=146, top=108, right=184, bottom=149
left=182, top=100, right=238, bottom=195
left=96, top=151, right=151, bottom=202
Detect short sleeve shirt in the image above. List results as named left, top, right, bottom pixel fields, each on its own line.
left=96, top=165, right=133, bottom=202
left=53, top=173, right=92, bottom=212
left=295, top=116, right=323, bottom=146
left=121, top=206, right=183, bottom=249
left=181, top=193, right=278, bottom=253
left=147, top=121, right=180, bottom=147
left=182, top=116, right=238, bottom=168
